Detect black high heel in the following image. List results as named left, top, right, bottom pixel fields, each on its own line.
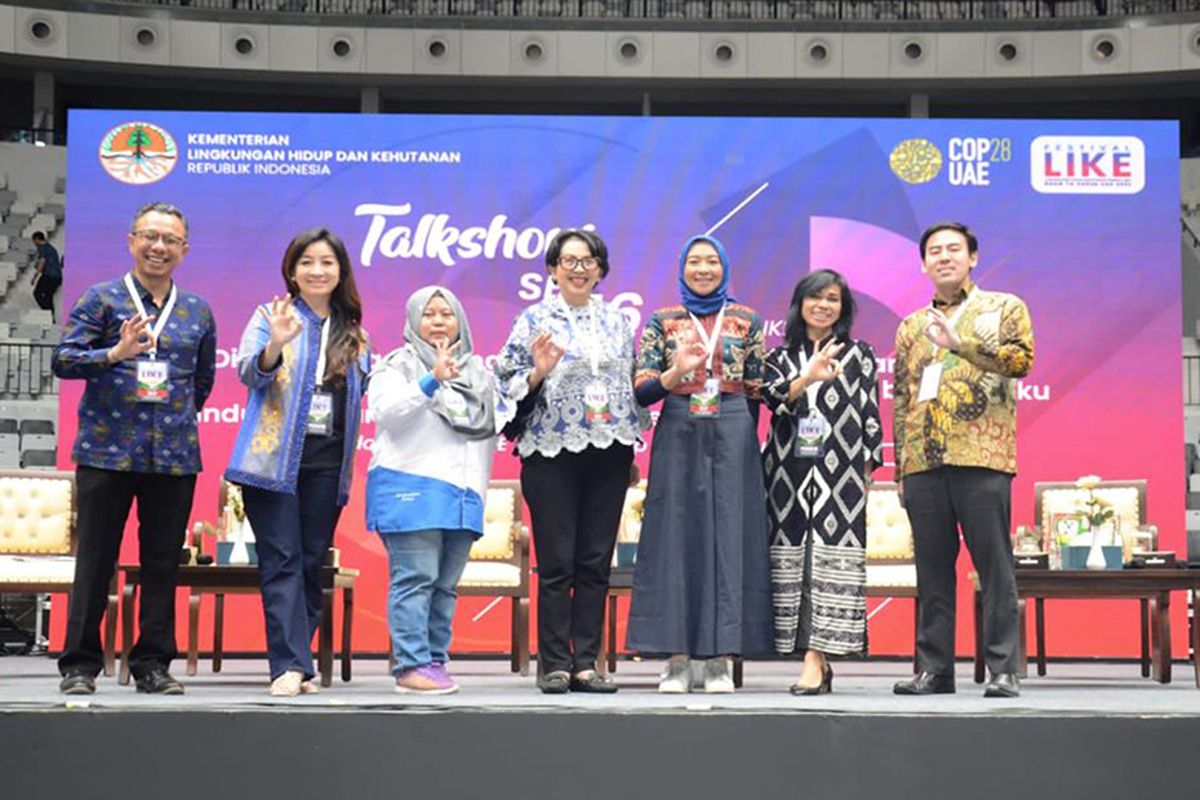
left=789, top=663, right=833, bottom=696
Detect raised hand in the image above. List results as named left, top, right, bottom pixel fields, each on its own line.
left=263, top=294, right=303, bottom=349
left=257, top=295, right=303, bottom=373
left=432, top=339, right=461, bottom=382
left=801, top=339, right=845, bottom=384
left=528, top=331, right=566, bottom=388
left=107, top=312, right=157, bottom=363
left=672, top=340, right=710, bottom=376
left=923, top=308, right=962, bottom=351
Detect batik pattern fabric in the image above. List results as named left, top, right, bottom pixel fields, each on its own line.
left=762, top=339, right=882, bottom=656
left=633, top=303, right=764, bottom=400
left=892, top=281, right=1034, bottom=480
left=494, top=296, right=646, bottom=459
left=52, top=274, right=216, bottom=475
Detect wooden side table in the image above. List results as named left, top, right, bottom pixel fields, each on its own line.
left=971, top=568, right=1200, bottom=686
left=114, top=563, right=357, bottom=687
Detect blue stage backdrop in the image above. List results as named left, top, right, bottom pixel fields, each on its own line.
left=62, top=110, right=1181, bottom=658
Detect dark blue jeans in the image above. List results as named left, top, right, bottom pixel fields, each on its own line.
left=242, top=468, right=342, bottom=681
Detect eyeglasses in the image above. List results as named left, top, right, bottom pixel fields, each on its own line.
left=131, top=230, right=187, bottom=248
left=557, top=256, right=600, bottom=272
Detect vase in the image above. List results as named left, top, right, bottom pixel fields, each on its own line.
left=1085, top=528, right=1108, bottom=570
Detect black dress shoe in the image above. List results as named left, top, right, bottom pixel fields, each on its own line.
left=570, top=671, right=619, bottom=694
left=59, top=672, right=96, bottom=696
left=790, top=664, right=833, bottom=696
left=983, top=672, right=1021, bottom=698
left=893, top=671, right=956, bottom=695
left=135, top=670, right=184, bottom=695
left=536, top=670, right=571, bottom=694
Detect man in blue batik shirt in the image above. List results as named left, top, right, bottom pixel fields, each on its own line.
left=53, top=201, right=216, bottom=696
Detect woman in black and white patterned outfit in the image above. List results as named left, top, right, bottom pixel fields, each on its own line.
left=762, top=269, right=882, bottom=695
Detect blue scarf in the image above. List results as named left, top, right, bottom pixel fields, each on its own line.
left=678, top=234, right=735, bottom=316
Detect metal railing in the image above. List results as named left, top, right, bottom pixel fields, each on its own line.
left=66, top=1, right=1200, bottom=21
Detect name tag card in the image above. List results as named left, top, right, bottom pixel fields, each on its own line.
left=917, top=362, right=943, bottom=403
left=136, top=360, right=169, bottom=403
left=585, top=381, right=612, bottom=424
left=307, top=390, right=334, bottom=436
left=442, top=388, right=469, bottom=421
left=689, top=377, right=721, bottom=419
left=795, top=410, right=829, bottom=458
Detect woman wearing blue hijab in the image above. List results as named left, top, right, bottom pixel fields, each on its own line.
left=625, top=235, right=773, bottom=693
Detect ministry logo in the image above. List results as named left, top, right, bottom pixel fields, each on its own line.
left=98, top=121, right=178, bottom=185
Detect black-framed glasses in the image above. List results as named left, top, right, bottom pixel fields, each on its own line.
left=131, top=229, right=187, bottom=248
left=557, top=256, right=599, bottom=272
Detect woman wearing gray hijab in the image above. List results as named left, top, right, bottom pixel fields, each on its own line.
left=366, top=286, right=498, bottom=695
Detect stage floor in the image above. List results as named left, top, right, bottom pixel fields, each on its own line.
left=3, top=656, right=1198, bottom=715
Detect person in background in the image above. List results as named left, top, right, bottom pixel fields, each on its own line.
left=891, top=221, right=1034, bottom=699
left=30, top=231, right=62, bottom=320
left=366, top=286, right=497, bottom=695
left=55, top=201, right=215, bottom=696
left=494, top=229, right=644, bottom=694
left=761, top=269, right=882, bottom=695
left=225, top=228, right=370, bottom=698
left=626, top=234, right=773, bottom=694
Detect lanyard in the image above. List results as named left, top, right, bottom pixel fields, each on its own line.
left=687, top=305, right=727, bottom=377
left=797, top=341, right=848, bottom=410
left=928, top=287, right=976, bottom=359
left=124, top=273, right=177, bottom=360
left=559, top=296, right=601, bottom=376
left=313, top=316, right=331, bottom=388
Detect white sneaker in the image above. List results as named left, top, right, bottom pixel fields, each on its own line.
left=269, top=670, right=303, bottom=697
left=658, top=656, right=691, bottom=694
left=703, top=657, right=734, bottom=694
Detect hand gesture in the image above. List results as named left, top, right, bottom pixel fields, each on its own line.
left=432, top=339, right=461, bottom=383
left=672, top=340, right=709, bottom=376
left=802, top=340, right=845, bottom=384
left=108, top=312, right=157, bottom=363
left=529, top=331, right=565, bottom=387
left=923, top=308, right=962, bottom=351
left=262, top=295, right=303, bottom=349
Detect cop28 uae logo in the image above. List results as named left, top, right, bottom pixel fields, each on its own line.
left=98, top=122, right=178, bottom=185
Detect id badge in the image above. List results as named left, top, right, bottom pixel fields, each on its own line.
left=689, top=377, right=721, bottom=419
left=917, top=361, right=944, bottom=403
left=135, top=360, right=169, bottom=404
left=584, top=381, right=612, bottom=424
left=795, top=410, right=830, bottom=458
left=442, top=387, right=469, bottom=421
left=307, top=390, right=334, bottom=436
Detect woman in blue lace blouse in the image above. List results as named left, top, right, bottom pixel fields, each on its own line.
left=494, top=229, right=645, bottom=694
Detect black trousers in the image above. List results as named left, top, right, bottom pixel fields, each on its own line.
left=33, top=276, right=60, bottom=319
left=903, top=466, right=1020, bottom=676
left=58, top=466, right=196, bottom=679
left=521, top=443, right=633, bottom=675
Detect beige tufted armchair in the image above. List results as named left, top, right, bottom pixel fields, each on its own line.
left=865, top=481, right=919, bottom=665
left=0, top=468, right=116, bottom=674
left=455, top=479, right=531, bottom=675
left=384, top=479, right=530, bottom=675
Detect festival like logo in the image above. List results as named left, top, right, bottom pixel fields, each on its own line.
left=888, top=138, right=943, bottom=184
left=98, top=121, right=178, bottom=185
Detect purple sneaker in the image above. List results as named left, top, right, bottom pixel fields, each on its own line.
left=427, top=664, right=459, bottom=693
left=395, top=665, right=458, bottom=695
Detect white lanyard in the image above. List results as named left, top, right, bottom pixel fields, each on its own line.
left=797, top=341, right=847, bottom=410
left=124, top=273, right=177, bottom=360
left=928, top=288, right=975, bottom=360
left=559, top=297, right=602, bottom=376
left=687, top=305, right=727, bottom=377
left=313, top=316, right=331, bottom=388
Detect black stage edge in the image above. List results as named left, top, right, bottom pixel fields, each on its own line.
left=3, top=710, right=1198, bottom=800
